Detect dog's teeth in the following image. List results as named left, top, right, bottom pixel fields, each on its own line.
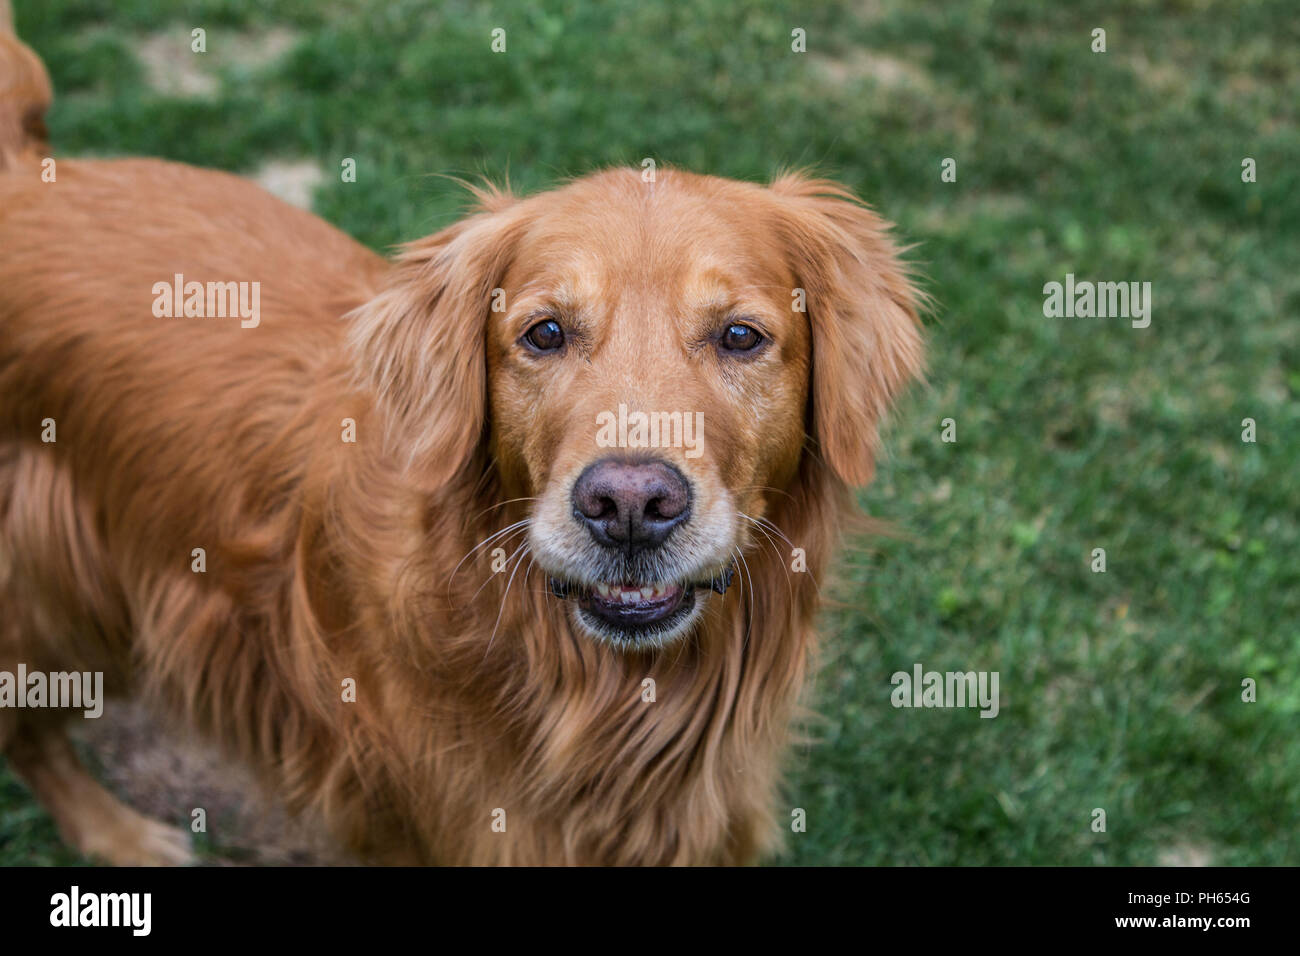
left=591, top=582, right=674, bottom=602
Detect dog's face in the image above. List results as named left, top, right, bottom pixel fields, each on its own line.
left=352, top=169, right=923, bottom=650
left=488, top=177, right=813, bottom=647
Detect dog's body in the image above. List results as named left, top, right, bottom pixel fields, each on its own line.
left=0, top=15, right=922, bottom=865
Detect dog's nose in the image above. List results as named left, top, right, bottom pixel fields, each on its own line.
left=572, top=458, right=690, bottom=551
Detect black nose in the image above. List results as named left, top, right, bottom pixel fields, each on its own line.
left=572, top=458, right=690, bottom=552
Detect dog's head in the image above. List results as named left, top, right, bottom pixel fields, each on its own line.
left=350, top=168, right=923, bottom=649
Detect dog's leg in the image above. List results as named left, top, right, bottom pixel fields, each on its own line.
left=4, top=723, right=194, bottom=866
left=0, top=446, right=189, bottom=865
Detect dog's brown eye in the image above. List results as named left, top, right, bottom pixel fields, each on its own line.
left=720, top=323, right=763, bottom=352
left=523, top=319, right=565, bottom=352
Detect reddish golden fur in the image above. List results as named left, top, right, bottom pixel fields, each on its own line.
left=0, top=20, right=923, bottom=865
left=0, top=3, right=47, bottom=170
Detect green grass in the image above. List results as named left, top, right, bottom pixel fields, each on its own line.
left=2, top=0, right=1297, bottom=865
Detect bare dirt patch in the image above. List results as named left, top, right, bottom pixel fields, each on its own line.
left=1156, top=843, right=1213, bottom=867
left=74, top=700, right=343, bottom=865
left=252, top=159, right=325, bottom=210
left=137, top=26, right=299, bottom=98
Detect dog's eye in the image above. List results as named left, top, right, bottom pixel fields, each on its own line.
left=522, top=319, right=565, bottom=352
left=720, top=323, right=763, bottom=352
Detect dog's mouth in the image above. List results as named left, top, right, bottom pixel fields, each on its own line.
left=547, top=566, right=735, bottom=643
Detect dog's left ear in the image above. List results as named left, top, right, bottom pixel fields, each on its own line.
left=769, top=174, right=926, bottom=487
left=348, top=190, right=526, bottom=488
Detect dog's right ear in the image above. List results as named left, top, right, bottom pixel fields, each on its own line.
left=768, top=174, right=926, bottom=488
left=348, top=190, right=526, bottom=489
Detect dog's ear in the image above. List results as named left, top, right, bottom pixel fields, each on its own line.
left=348, top=189, right=526, bottom=488
left=769, top=174, right=926, bottom=487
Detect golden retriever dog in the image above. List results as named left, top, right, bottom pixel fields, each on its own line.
left=0, top=13, right=923, bottom=865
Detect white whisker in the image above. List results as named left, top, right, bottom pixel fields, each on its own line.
left=485, top=542, right=531, bottom=659
left=448, top=518, right=532, bottom=591
left=738, top=512, right=795, bottom=605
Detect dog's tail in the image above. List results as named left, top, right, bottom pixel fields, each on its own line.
left=0, top=0, right=52, bottom=171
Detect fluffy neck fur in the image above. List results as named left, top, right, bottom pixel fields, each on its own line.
left=246, top=382, right=851, bottom=865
